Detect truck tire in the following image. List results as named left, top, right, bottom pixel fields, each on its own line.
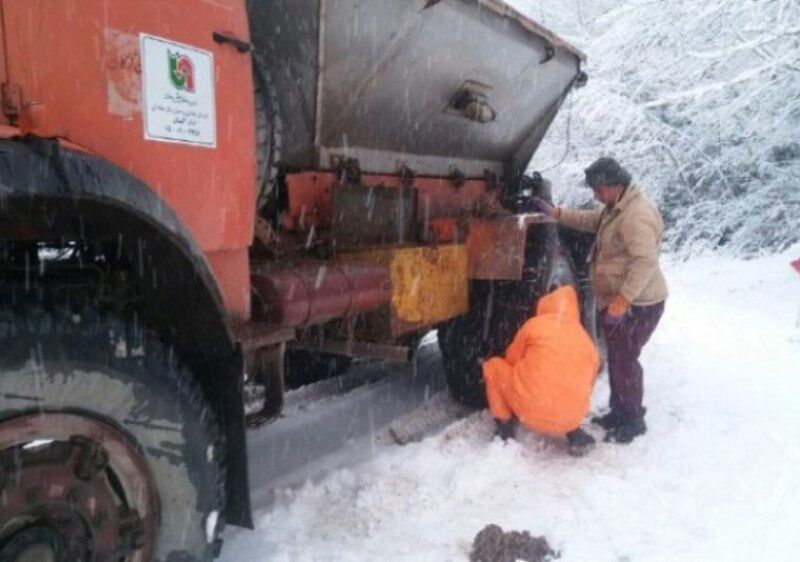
left=438, top=226, right=579, bottom=409
left=438, top=281, right=536, bottom=408
left=253, top=58, right=280, bottom=211
left=0, top=303, right=225, bottom=562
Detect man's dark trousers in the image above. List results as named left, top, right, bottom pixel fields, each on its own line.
left=604, top=301, right=665, bottom=418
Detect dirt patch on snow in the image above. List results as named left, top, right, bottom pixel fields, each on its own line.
left=469, top=524, right=558, bottom=562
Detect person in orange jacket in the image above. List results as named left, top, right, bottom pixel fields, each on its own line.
left=482, top=285, right=600, bottom=454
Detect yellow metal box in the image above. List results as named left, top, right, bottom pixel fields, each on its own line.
left=344, top=244, right=469, bottom=336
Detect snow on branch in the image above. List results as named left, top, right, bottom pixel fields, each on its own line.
left=520, top=0, right=800, bottom=256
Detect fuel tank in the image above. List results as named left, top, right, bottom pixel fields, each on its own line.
left=250, top=261, right=391, bottom=327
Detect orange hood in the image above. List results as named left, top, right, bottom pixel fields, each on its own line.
left=483, top=282, right=599, bottom=434
left=535, top=285, right=581, bottom=322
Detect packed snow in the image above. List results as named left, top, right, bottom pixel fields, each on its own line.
left=222, top=247, right=800, bottom=561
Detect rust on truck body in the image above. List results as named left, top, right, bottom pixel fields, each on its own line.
left=283, top=171, right=494, bottom=233
left=467, top=214, right=556, bottom=280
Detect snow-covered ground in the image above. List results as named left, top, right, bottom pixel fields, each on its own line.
left=222, top=247, right=800, bottom=561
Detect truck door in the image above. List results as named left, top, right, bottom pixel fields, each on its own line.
left=0, top=0, right=256, bottom=317
left=0, top=0, right=255, bottom=248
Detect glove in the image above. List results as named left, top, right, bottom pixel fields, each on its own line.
left=602, top=296, right=629, bottom=330
left=607, top=295, right=630, bottom=317
left=532, top=197, right=558, bottom=218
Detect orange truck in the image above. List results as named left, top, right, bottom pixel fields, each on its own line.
left=0, top=0, right=586, bottom=559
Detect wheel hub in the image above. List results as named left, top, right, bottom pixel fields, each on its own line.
left=0, top=414, right=158, bottom=562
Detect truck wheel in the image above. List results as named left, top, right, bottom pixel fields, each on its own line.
left=253, top=58, right=280, bottom=211
left=438, top=229, right=577, bottom=409
left=438, top=281, right=537, bottom=408
left=437, top=304, right=490, bottom=408
left=0, top=304, right=225, bottom=561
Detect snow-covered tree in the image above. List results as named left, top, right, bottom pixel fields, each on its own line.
left=514, top=0, right=800, bottom=255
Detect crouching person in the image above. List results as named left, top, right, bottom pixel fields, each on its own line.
left=482, top=285, right=600, bottom=455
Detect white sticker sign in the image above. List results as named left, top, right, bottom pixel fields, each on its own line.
left=140, top=34, right=216, bottom=147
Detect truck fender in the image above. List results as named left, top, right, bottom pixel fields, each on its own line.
left=0, top=137, right=252, bottom=528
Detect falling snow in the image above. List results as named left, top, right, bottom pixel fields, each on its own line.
left=515, top=0, right=800, bottom=256
left=219, top=1, right=800, bottom=560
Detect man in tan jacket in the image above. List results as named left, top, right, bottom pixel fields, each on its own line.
left=534, top=157, right=667, bottom=444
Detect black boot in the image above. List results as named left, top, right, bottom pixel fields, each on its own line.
left=566, top=428, right=596, bottom=456
left=591, top=410, right=624, bottom=430
left=495, top=418, right=518, bottom=442
left=592, top=407, right=646, bottom=431
left=605, top=415, right=647, bottom=444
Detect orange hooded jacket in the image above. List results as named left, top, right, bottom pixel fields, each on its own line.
left=482, top=285, right=600, bottom=435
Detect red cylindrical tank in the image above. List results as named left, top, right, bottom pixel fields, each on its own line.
left=250, top=261, right=391, bottom=327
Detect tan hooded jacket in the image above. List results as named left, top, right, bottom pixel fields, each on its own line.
left=558, top=184, right=668, bottom=309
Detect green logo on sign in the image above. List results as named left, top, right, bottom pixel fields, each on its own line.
left=168, top=50, right=195, bottom=93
